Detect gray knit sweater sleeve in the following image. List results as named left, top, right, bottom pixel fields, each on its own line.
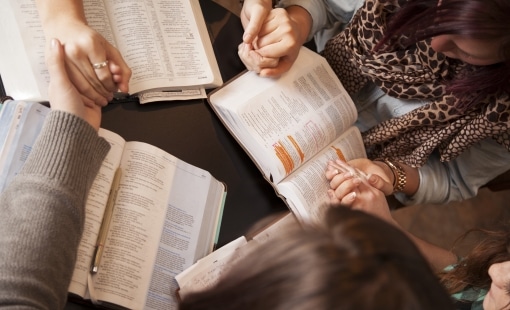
left=0, top=110, right=110, bottom=309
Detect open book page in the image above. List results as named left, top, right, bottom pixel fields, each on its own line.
left=87, top=141, right=224, bottom=309
left=0, top=100, right=22, bottom=155
left=68, top=129, right=126, bottom=297
left=0, top=101, right=49, bottom=193
left=208, top=47, right=357, bottom=184
left=276, top=126, right=366, bottom=223
left=1, top=0, right=49, bottom=101
left=175, top=213, right=297, bottom=298
left=102, top=0, right=221, bottom=97
left=0, top=101, right=30, bottom=185
left=143, top=169, right=225, bottom=310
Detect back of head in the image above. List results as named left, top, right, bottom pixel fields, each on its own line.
left=179, top=207, right=454, bottom=310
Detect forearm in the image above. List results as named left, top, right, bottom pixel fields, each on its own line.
left=35, top=0, right=87, bottom=28
left=285, top=5, right=313, bottom=46
left=0, top=111, right=110, bottom=308
left=384, top=216, right=458, bottom=271
left=398, top=140, right=510, bottom=205
left=279, top=0, right=327, bottom=42
left=403, top=231, right=458, bottom=272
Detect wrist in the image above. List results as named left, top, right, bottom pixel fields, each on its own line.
left=42, top=18, right=89, bottom=40
left=286, top=5, right=312, bottom=45
left=374, top=159, right=406, bottom=194
left=373, top=159, right=395, bottom=186
left=36, top=1, right=87, bottom=28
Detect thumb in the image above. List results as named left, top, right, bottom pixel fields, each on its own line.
left=47, top=38, right=70, bottom=91
left=368, top=173, right=394, bottom=195
left=242, top=8, right=266, bottom=44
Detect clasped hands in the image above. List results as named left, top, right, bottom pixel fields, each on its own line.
left=325, top=159, right=398, bottom=226
left=238, top=0, right=305, bottom=77
left=44, top=18, right=132, bottom=107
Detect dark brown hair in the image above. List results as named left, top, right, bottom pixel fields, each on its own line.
left=440, top=227, right=510, bottom=293
left=375, top=0, right=510, bottom=111
left=179, top=207, right=454, bottom=310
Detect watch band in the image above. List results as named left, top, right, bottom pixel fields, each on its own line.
left=378, top=159, right=407, bottom=193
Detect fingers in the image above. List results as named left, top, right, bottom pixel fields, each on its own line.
left=91, top=59, right=116, bottom=93
left=253, top=9, right=301, bottom=57
left=238, top=43, right=279, bottom=73
left=64, top=61, right=107, bottom=107
left=258, top=55, right=294, bottom=77
left=239, top=6, right=300, bottom=77
left=46, top=39, right=69, bottom=97
left=105, top=43, right=132, bottom=93
left=367, top=173, right=394, bottom=196
left=63, top=41, right=113, bottom=106
left=241, top=1, right=272, bottom=44
left=242, top=10, right=265, bottom=44
left=326, top=163, right=363, bottom=204
left=325, top=160, right=394, bottom=223
left=47, top=39, right=90, bottom=115
left=47, top=39, right=103, bottom=131
left=331, top=172, right=362, bottom=201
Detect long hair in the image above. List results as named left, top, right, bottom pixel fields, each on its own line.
left=179, top=207, right=454, bottom=310
left=375, top=0, right=510, bottom=111
left=440, top=227, right=510, bottom=293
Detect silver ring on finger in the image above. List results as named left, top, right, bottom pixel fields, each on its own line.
left=92, top=60, right=109, bottom=69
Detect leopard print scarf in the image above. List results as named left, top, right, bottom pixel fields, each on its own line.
left=322, top=0, right=510, bottom=167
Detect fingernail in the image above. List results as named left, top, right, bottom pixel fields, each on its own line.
left=368, top=174, right=377, bottom=184
left=51, top=38, right=58, bottom=49
left=347, top=192, right=357, bottom=200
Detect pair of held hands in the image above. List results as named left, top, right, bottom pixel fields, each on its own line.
left=325, top=159, right=399, bottom=227
left=47, top=38, right=103, bottom=131
left=239, top=0, right=306, bottom=77
left=46, top=21, right=132, bottom=108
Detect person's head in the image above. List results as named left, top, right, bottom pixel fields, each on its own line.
left=440, top=227, right=510, bottom=310
left=375, top=0, right=510, bottom=110
left=179, top=207, right=454, bottom=310
left=484, top=260, right=510, bottom=310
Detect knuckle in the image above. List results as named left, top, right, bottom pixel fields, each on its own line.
left=64, top=44, right=83, bottom=58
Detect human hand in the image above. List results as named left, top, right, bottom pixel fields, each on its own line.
left=347, top=158, right=395, bottom=195
left=238, top=7, right=306, bottom=77
left=47, top=38, right=101, bottom=131
left=239, top=0, right=281, bottom=76
left=44, top=20, right=131, bottom=107
left=240, top=0, right=273, bottom=44
left=325, top=160, right=397, bottom=226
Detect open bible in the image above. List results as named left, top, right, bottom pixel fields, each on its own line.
left=1, top=0, right=222, bottom=103
left=0, top=100, right=227, bottom=309
left=208, top=46, right=366, bottom=223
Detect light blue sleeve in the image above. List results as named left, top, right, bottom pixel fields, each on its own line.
left=396, top=138, right=510, bottom=205
left=278, top=0, right=364, bottom=50
left=352, top=83, right=510, bottom=206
